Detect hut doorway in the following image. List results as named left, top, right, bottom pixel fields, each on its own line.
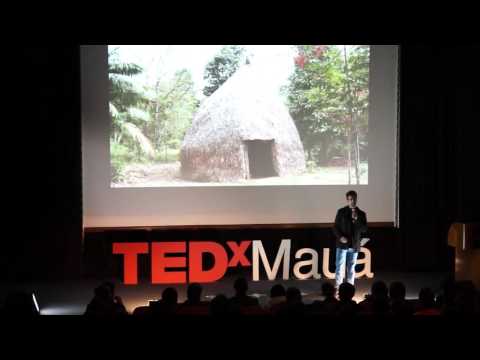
left=245, top=140, right=277, bottom=179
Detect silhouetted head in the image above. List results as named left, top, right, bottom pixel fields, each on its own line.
left=94, top=284, right=111, bottom=300
left=371, top=281, right=388, bottom=300
left=321, top=282, right=335, bottom=298
left=234, top=277, right=248, bottom=296
left=389, top=281, right=406, bottom=301
left=162, top=287, right=178, bottom=305
left=210, top=294, right=228, bottom=316
left=418, top=287, right=435, bottom=308
left=102, top=281, right=115, bottom=298
left=339, top=283, right=355, bottom=302
left=187, top=283, right=203, bottom=304
left=286, top=287, right=302, bottom=304
left=270, top=284, right=286, bottom=298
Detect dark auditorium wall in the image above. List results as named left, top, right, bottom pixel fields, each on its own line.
left=3, top=47, right=83, bottom=281
left=2, top=44, right=478, bottom=281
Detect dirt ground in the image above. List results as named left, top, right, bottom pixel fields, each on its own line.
left=112, top=162, right=368, bottom=187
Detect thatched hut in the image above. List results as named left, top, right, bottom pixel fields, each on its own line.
left=180, top=65, right=306, bottom=182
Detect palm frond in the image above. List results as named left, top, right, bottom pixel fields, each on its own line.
left=121, top=122, right=155, bottom=157
left=109, top=102, right=119, bottom=117
left=110, top=77, right=144, bottom=109
left=109, top=63, right=143, bottom=76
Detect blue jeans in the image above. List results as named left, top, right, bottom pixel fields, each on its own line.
left=335, top=247, right=358, bottom=288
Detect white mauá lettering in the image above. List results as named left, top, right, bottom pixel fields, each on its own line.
left=252, top=239, right=373, bottom=281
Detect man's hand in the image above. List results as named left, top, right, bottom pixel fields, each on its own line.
left=340, top=236, right=348, bottom=244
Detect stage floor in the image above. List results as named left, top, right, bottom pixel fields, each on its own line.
left=1, top=272, right=448, bottom=315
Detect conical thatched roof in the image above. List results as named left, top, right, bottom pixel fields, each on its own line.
left=180, top=64, right=306, bottom=182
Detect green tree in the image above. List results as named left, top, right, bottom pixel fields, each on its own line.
left=286, top=45, right=370, bottom=184
left=145, top=68, right=199, bottom=162
left=203, top=45, right=248, bottom=96
left=341, top=45, right=369, bottom=184
left=286, top=45, right=345, bottom=165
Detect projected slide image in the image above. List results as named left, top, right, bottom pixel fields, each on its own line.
left=109, top=45, right=369, bottom=187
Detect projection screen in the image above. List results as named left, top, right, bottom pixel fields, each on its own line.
left=81, top=45, right=398, bottom=228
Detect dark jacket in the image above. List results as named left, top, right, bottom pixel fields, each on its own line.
left=332, top=206, right=368, bottom=251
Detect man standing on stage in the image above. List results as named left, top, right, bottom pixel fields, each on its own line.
left=333, top=190, right=368, bottom=291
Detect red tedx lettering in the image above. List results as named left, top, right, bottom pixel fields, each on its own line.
left=151, top=242, right=187, bottom=284
left=112, top=242, right=149, bottom=285
left=227, top=241, right=251, bottom=267
left=189, top=242, right=228, bottom=283
left=113, top=241, right=254, bottom=285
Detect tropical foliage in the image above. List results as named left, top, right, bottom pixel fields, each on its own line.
left=203, top=45, right=248, bottom=96
left=109, top=48, right=198, bottom=182
left=286, top=45, right=369, bottom=184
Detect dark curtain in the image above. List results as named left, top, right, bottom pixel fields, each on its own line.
left=399, top=44, right=480, bottom=271
left=2, top=47, right=83, bottom=281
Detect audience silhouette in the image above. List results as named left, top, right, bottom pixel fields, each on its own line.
left=84, top=282, right=128, bottom=319
left=3, top=278, right=479, bottom=318
left=209, top=294, right=229, bottom=317
left=358, top=280, right=389, bottom=316
left=150, top=287, right=178, bottom=318
left=278, top=287, right=305, bottom=317
left=336, top=282, right=358, bottom=317
left=266, top=284, right=287, bottom=315
left=227, top=277, right=260, bottom=315
left=389, top=281, right=414, bottom=317
left=414, top=287, right=441, bottom=316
